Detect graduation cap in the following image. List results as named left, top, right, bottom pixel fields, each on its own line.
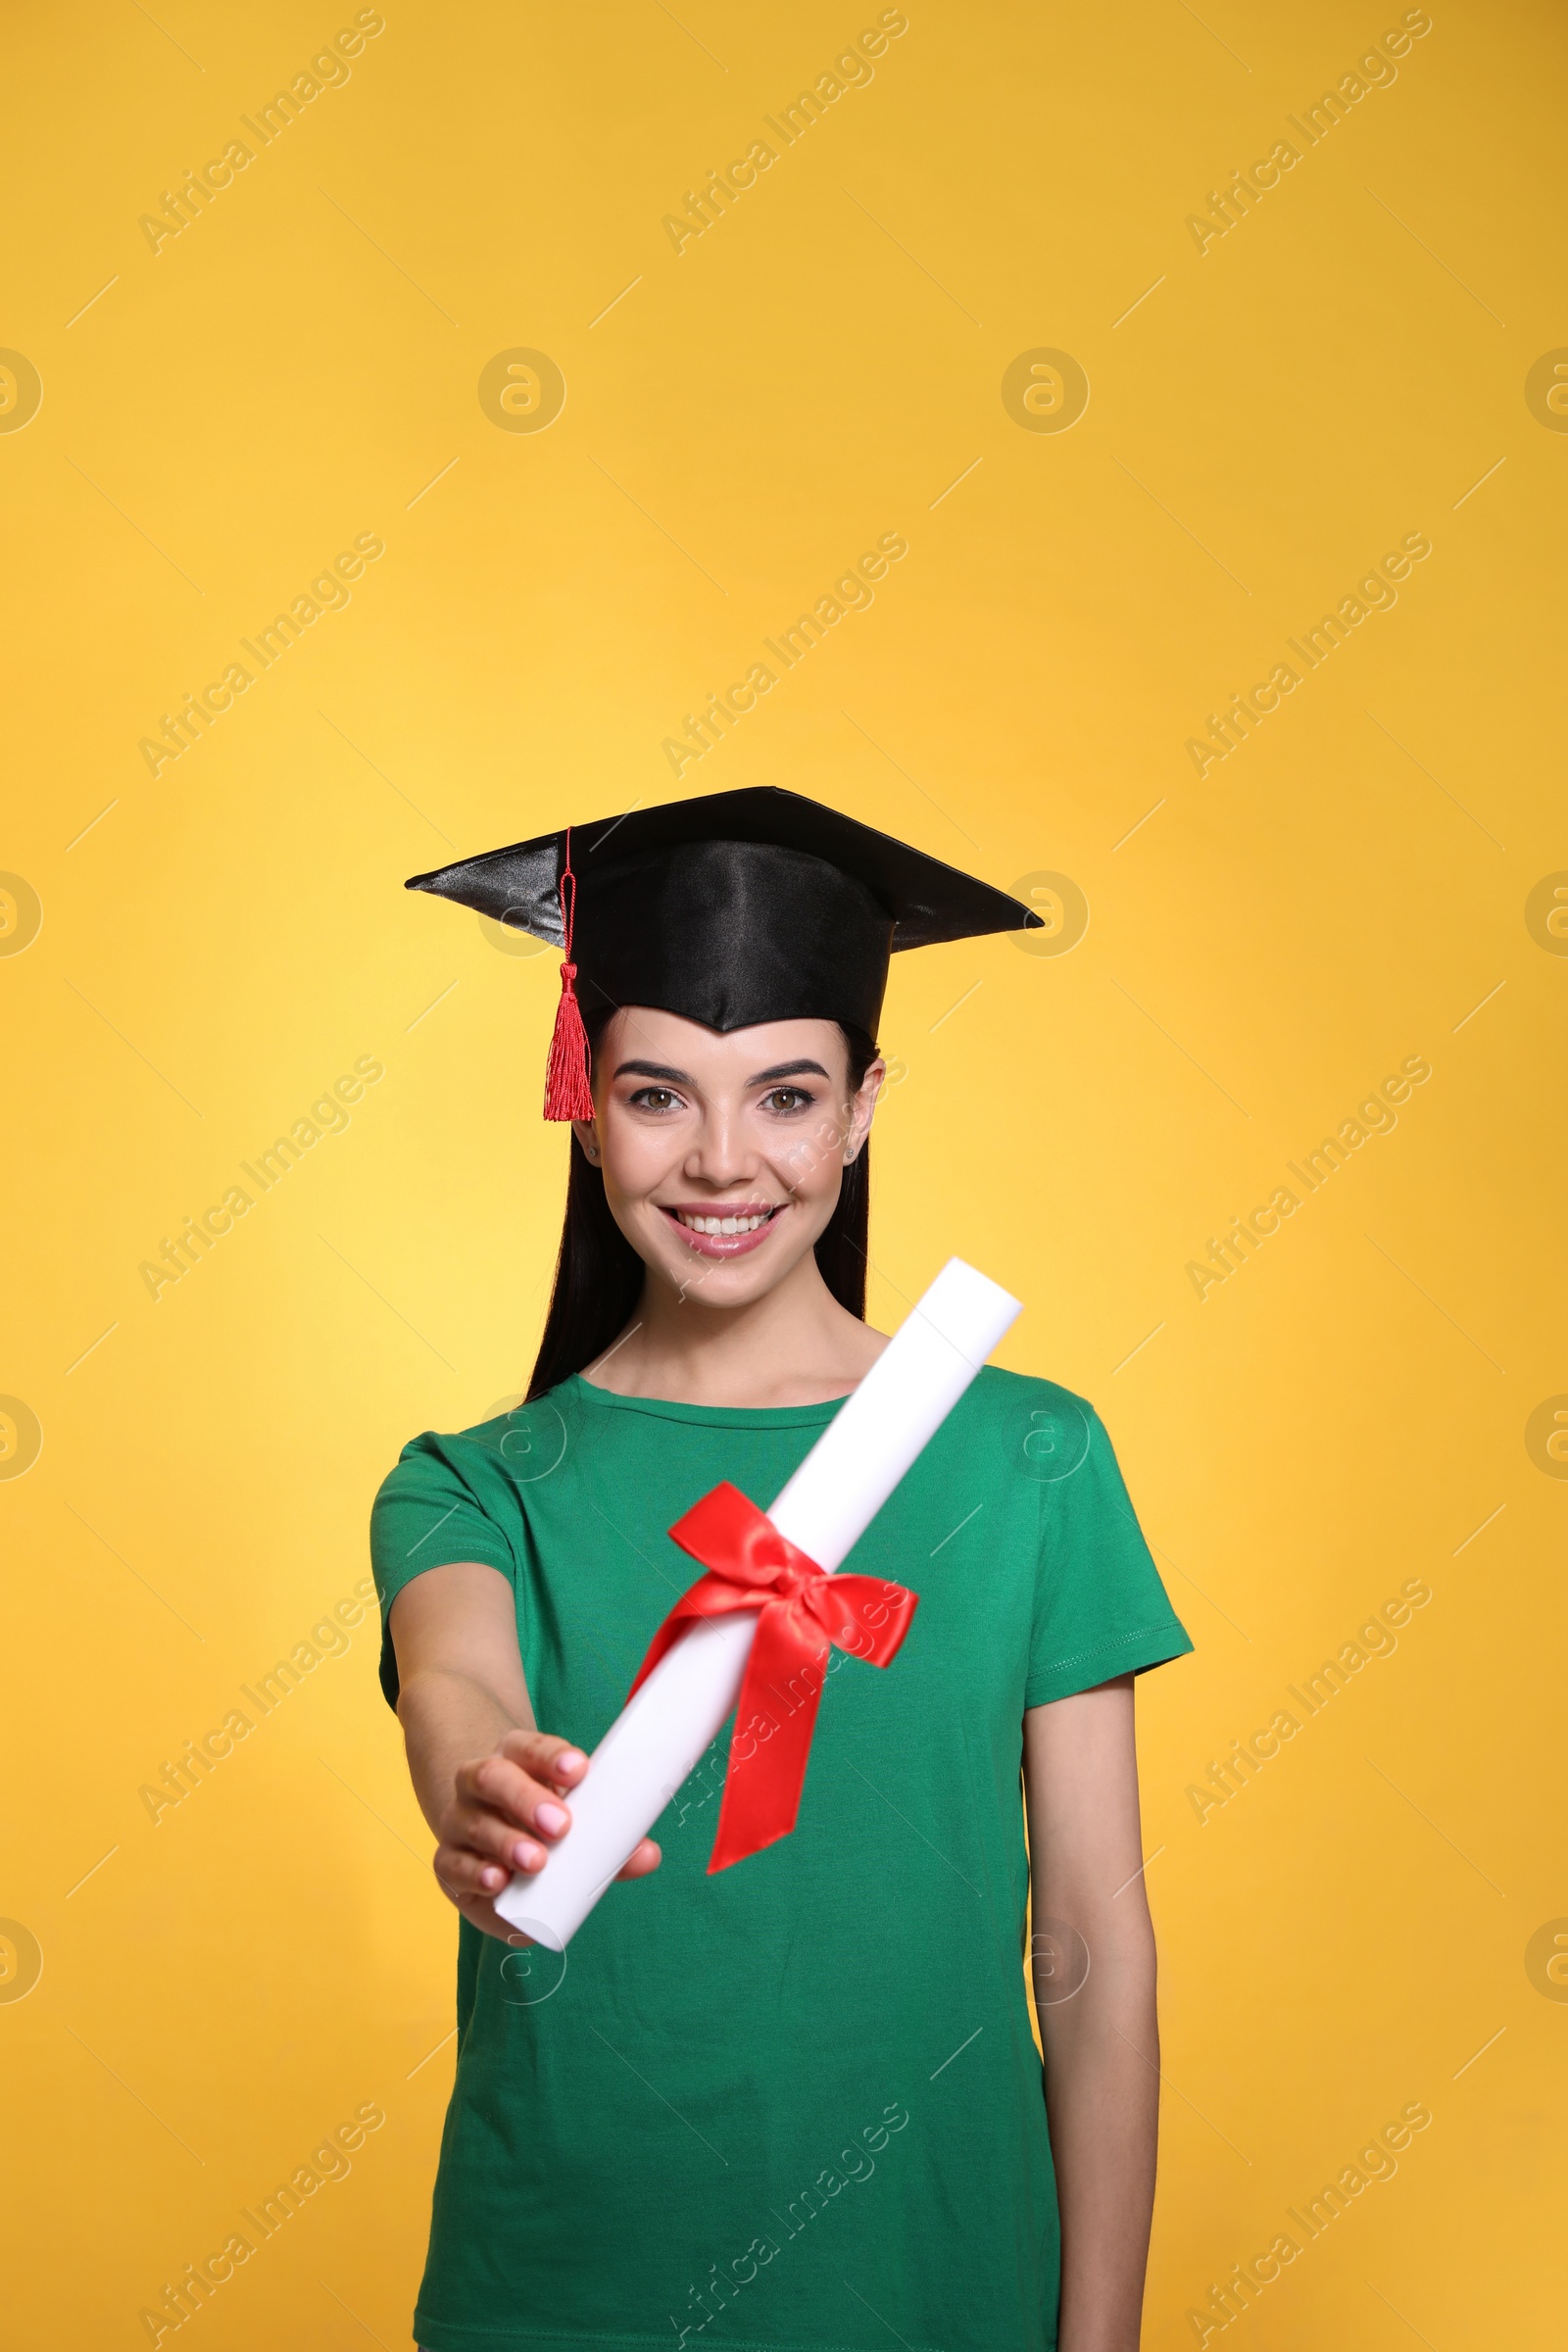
left=406, top=787, right=1042, bottom=1119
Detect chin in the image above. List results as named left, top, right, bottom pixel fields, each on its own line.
left=649, top=1222, right=822, bottom=1302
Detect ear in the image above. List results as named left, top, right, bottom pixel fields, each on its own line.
left=844, top=1057, right=886, bottom=1163
left=571, top=1117, right=601, bottom=1163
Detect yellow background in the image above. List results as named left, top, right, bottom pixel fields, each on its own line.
left=3, top=0, right=1564, bottom=2342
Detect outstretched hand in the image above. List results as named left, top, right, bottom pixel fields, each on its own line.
left=432, top=1728, right=662, bottom=1943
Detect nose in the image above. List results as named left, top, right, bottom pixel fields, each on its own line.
left=682, top=1099, right=760, bottom=1191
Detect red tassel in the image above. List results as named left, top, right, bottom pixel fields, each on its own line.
left=543, top=962, right=594, bottom=1120
left=542, top=830, right=595, bottom=1122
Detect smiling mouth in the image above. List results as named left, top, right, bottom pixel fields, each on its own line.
left=659, top=1202, right=788, bottom=1256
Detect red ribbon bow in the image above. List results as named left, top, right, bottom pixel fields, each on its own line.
left=628, top=1482, right=919, bottom=1874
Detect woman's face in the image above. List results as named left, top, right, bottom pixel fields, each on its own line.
left=576, top=1008, right=884, bottom=1309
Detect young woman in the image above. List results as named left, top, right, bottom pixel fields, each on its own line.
left=372, top=790, right=1192, bottom=2352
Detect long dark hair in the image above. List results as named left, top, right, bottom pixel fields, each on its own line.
left=525, top=1015, right=878, bottom=1399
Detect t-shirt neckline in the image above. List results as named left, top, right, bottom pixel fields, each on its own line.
left=562, top=1371, right=849, bottom=1431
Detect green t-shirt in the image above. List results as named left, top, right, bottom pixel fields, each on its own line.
left=371, top=1365, right=1191, bottom=2352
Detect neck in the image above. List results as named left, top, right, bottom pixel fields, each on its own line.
left=587, top=1250, right=886, bottom=1408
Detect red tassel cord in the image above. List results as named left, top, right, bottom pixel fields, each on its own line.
left=542, top=830, right=595, bottom=1122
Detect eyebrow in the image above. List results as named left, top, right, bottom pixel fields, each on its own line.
left=612, top=1059, right=691, bottom=1083
left=746, top=1060, right=829, bottom=1084
left=610, top=1057, right=831, bottom=1086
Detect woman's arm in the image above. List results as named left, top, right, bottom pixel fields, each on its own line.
left=1024, top=1673, right=1159, bottom=2352
left=389, top=1561, right=659, bottom=1943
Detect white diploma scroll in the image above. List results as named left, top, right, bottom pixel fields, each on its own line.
left=496, top=1256, right=1023, bottom=1950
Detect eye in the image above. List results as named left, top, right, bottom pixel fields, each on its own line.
left=761, top=1086, right=813, bottom=1114
left=627, top=1086, right=684, bottom=1113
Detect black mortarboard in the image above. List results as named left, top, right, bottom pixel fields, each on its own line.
left=406, top=787, right=1041, bottom=1118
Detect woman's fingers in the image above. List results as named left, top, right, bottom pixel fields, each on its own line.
left=445, top=1827, right=662, bottom=1893
left=447, top=1797, right=551, bottom=1877
left=468, top=1785, right=553, bottom=1854
left=433, top=1841, right=498, bottom=1899
left=497, top=1730, right=587, bottom=1789
left=446, top=1734, right=662, bottom=1897
left=446, top=1835, right=552, bottom=1890
left=439, top=1835, right=660, bottom=1903
left=448, top=1734, right=590, bottom=1877
left=458, top=1750, right=581, bottom=1846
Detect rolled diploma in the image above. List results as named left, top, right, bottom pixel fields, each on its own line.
left=496, top=1256, right=1022, bottom=1949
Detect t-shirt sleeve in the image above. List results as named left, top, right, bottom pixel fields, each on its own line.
left=1026, top=1397, right=1193, bottom=1707
left=369, top=1431, right=520, bottom=1709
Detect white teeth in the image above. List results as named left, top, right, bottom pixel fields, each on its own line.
left=676, top=1210, right=770, bottom=1236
